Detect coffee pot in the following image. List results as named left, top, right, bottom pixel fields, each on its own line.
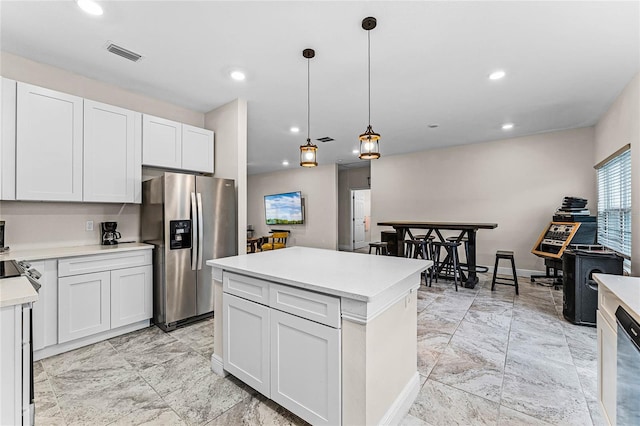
left=101, top=222, right=121, bottom=245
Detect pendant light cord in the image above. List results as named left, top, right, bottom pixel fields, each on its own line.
left=367, top=29, right=371, bottom=127
left=307, top=56, right=311, bottom=142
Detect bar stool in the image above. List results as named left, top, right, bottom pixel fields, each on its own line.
left=405, top=237, right=435, bottom=286
left=432, top=240, right=463, bottom=291
left=368, top=242, right=388, bottom=255
left=446, top=236, right=489, bottom=274
left=491, top=250, right=519, bottom=295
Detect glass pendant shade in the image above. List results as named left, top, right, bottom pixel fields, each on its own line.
left=358, top=125, right=381, bottom=160
left=300, top=139, right=318, bottom=167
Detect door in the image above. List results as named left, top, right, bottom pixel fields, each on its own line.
left=196, top=176, right=237, bottom=315
left=110, top=265, right=152, bottom=328
left=182, top=124, right=214, bottom=173
left=84, top=100, right=142, bottom=203
left=164, top=172, right=197, bottom=324
left=16, top=82, right=83, bottom=201
left=223, top=293, right=270, bottom=396
left=270, top=309, right=341, bottom=426
left=142, top=114, right=182, bottom=169
left=352, top=190, right=366, bottom=250
left=58, top=271, right=110, bottom=343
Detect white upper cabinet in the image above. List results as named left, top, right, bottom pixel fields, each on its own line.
left=0, top=77, right=16, bottom=200
left=182, top=124, right=214, bottom=174
left=84, top=100, right=142, bottom=203
left=16, top=82, right=83, bottom=201
left=143, top=114, right=214, bottom=174
left=142, top=114, right=182, bottom=169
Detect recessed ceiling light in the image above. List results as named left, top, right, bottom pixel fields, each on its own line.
left=352, top=149, right=359, bottom=155
left=290, top=127, right=300, bottom=133
left=502, top=123, right=514, bottom=130
left=77, top=0, right=103, bottom=16
left=489, top=70, right=506, bottom=80
left=230, top=70, right=246, bottom=81
left=282, top=160, right=289, bottom=166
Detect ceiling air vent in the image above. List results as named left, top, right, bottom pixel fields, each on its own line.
left=106, top=43, right=143, bottom=62
left=316, top=137, right=334, bottom=143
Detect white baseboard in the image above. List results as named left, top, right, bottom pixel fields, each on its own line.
left=378, top=371, right=420, bottom=425
left=210, top=353, right=227, bottom=377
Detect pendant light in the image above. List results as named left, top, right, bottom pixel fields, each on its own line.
left=359, top=16, right=381, bottom=160
left=300, top=48, right=318, bottom=167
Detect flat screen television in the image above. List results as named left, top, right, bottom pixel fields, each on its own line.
left=264, top=191, right=304, bottom=225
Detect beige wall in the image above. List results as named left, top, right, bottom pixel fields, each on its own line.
left=594, top=72, right=640, bottom=273
left=338, top=166, right=371, bottom=250
left=371, top=127, right=597, bottom=271
left=248, top=164, right=338, bottom=250
left=205, top=99, right=248, bottom=254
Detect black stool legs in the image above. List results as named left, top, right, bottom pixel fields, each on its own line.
left=491, top=250, right=519, bottom=295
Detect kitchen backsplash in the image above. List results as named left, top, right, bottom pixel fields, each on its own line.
left=0, top=201, right=140, bottom=250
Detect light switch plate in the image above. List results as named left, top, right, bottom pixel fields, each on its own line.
left=86, top=220, right=94, bottom=231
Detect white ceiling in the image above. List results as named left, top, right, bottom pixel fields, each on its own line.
left=1, top=1, right=638, bottom=175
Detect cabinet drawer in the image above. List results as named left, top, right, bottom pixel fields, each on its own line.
left=58, top=250, right=152, bottom=277
left=223, top=272, right=269, bottom=305
left=270, top=283, right=340, bottom=328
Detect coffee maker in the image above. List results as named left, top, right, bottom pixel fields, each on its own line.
left=101, top=222, right=121, bottom=245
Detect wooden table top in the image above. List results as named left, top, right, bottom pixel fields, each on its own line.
left=377, top=221, right=498, bottom=230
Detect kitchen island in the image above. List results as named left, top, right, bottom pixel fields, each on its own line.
left=207, top=247, right=431, bottom=426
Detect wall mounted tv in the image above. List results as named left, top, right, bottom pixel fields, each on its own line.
left=264, top=191, right=304, bottom=225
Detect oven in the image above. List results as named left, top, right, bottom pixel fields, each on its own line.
left=615, top=305, right=640, bottom=424
left=0, top=259, right=41, bottom=426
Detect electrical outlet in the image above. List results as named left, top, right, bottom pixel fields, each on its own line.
left=86, top=220, right=94, bottom=231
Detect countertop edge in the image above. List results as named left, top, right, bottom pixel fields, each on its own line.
left=0, top=242, right=154, bottom=261
left=593, top=273, right=640, bottom=318
left=0, top=276, right=38, bottom=308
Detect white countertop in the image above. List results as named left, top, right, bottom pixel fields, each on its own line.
left=0, top=242, right=153, bottom=261
left=206, top=246, right=431, bottom=302
left=594, top=273, right=640, bottom=318
left=0, top=276, right=38, bottom=308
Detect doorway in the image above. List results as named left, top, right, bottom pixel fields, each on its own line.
left=351, top=189, right=371, bottom=251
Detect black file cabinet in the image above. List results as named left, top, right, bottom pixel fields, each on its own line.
left=562, top=249, right=623, bottom=326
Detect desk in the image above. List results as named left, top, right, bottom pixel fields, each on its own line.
left=377, top=221, right=498, bottom=288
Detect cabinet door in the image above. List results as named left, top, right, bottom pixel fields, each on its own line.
left=182, top=124, right=214, bottom=173
left=31, top=260, right=58, bottom=351
left=597, top=310, right=617, bottom=426
left=142, top=114, right=182, bottom=169
left=84, top=100, right=141, bottom=203
left=58, top=271, right=110, bottom=343
left=270, top=309, right=341, bottom=426
left=223, top=293, right=270, bottom=396
left=110, top=265, right=152, bottom=329
left=1, top=77, right=16, bottom=200
left=16, top=82, right=83, bottom=201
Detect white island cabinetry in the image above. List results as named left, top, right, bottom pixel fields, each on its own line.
left=208, top=247, right=431, bottom=426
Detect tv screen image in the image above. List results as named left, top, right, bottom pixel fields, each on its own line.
left=264, top=191, right=304, bottom=225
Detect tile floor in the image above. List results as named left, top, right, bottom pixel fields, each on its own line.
left=33, top=273, right=603, bottom=425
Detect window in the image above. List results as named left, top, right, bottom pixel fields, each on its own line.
left=597, top=146, right=631, bottom=270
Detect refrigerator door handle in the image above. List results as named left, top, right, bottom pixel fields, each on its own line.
left=190, top=192, right=198, bottom=271
left=197, top=192, right=204, bottom=270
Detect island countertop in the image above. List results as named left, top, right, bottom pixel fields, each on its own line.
left=206, top=246, right=431, bottom=302
left=0, top=276, right=38, bottom=308
left=593, top=273, right=640, bottom=319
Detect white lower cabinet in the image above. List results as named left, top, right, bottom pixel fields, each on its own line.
left=57, top=250, right=153, bottom=345
left=597, top=310, right=617, bottom=425
left=223, top=293, right=270, bottom=396
left=222, top=273, right=341, bottom=426
left=59, top=271, right=111, bottom=343
left=270, top=309, right=340, bottom=426
left=110, top=265, right=152, bottom=329
left=31, top=260, right=59, bottom=351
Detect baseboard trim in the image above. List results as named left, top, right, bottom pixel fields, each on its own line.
left=378, top=371, right=420, bottom=425
left=210, top=353, right=227, bottom=377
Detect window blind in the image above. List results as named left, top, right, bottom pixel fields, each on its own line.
left=597, top=148, right=631, bottom=268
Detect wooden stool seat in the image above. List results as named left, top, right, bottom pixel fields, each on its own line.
left=491, top=250, right=519, bottom=294
left=369, top=242, right=388, bottom=255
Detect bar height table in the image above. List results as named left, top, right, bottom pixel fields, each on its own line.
left=377, top=221, right=498, bottom=288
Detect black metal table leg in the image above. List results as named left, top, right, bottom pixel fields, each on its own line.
left=464, top=230, right=479, bottom=288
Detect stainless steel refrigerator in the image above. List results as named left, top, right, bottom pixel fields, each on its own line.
left=141, top=172, right=237, bottom=331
